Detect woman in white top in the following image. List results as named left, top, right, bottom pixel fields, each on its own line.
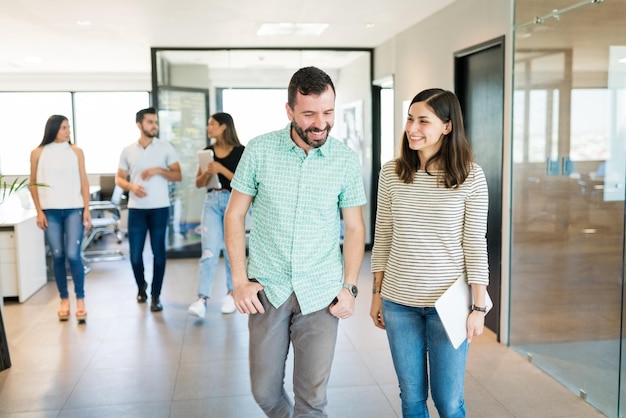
left=30, top=115, right=92, bottom=323
left=370, top=89, right=489, bottom=417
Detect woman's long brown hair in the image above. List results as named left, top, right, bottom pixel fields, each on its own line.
left=395, top=89, right=474, bottom=188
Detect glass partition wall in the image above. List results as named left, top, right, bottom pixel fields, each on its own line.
left=151, top=48, right=374, bottom=257
left=511, top=1, right=626, bottom=416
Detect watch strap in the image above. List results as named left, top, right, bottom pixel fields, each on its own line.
left=471, top=304, right=487, bottom=313
left=342, top=282, right=358, bottom=297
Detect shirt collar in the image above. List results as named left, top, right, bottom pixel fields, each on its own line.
left=278, top=123, right=329, bottom=157
left=136, top=137, right=157, bottom=149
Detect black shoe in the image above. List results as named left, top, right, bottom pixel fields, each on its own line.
left=150, top=297, right=163, bottom=312
left=137, top=282, right=148, bottom=303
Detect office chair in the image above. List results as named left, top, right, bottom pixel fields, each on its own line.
left=81, top=185, right=126, bottom=263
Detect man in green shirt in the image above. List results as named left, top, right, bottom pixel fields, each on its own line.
left=225, top=66, right=366, bottom=417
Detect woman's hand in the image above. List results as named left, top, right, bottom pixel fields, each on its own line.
left=370, top=294, right=385, bottom=329
left=83, top=211, right=92, bottom=231
left=466, top=310, right=485, bottom=343
left=206, top=161, right=226, bottom=177
left=36, top=211, right=47, bottom=230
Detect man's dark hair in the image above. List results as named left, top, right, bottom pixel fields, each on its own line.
left=136, top=107, right=157, bottom=123
left=287, top=67, right=335, bottom=109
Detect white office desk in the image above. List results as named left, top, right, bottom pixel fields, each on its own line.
left=0, top=196, right=47, bottom=303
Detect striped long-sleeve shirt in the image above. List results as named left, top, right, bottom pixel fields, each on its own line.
left=371, top=160, right=489, bottom=307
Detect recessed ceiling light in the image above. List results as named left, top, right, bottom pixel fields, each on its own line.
left=619, top=57, right=626, bottom=64
left=257, top=23, right=328, bottom=36
left=365, top=22, right=375, bottom=29
left=76, top=20, right=91, bottom=26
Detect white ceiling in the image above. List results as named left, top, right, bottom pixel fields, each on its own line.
left=0, top=0, right=457, bottom=74
left=3, top=1, right=623, bottom=77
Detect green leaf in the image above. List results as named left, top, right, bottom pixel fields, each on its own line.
left=0, top=175, right=47, bottom=202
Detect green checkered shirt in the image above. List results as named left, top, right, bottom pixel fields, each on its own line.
left=231, top=124, right=366, bottom=314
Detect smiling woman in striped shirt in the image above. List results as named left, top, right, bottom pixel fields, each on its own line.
left=370, top=88, right=489, bottom=418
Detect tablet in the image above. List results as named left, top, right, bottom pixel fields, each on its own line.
left=435, top=275, right=493, bottom=349
left=198, top=149, right=221, bottom=189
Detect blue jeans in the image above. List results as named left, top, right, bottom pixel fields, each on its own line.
left=249, top=291, right=339, bottom=418
left=382, top=299, right=468, bottom=418
left=197, top=191, right=232, bottom=298
left=44, top=208, right=85, bottom=299
left=127, top=207, right=169, bottom=298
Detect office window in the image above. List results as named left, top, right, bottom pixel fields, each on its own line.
left=527, top=89, right=548, bottom=163
left=0, top=91, right=149, bottom=175
left=74, top=92, right=150, bottom=173
left=380, top=88, right=394, bottom=164
left=0, top=92, right=72, bottom=174
left=221, top=89, right=288, bottom=144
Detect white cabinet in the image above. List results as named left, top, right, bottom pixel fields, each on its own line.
left=0, top=209, right=47, bottom=303
left=0, top=231, right=18, bottom=297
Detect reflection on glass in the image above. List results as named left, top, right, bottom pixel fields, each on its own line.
left=570, top=89, right=610, bottom=161
left=530, top=52, right=566, bottom=85
left=527, top=90, right=547, bottom=162
left=158, top=88, right=208, bottom=253
left=511, top=1, right=625, bottom=416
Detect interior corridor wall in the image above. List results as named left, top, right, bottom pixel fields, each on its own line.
left=373, top=0, right=514, bottom=341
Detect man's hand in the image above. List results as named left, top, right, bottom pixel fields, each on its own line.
left=131, top=184, right=147, bottom=198
left=233, top=281, right=265, bottom=314
left=329, top=288, right=356, bottom=319
left=141, top=167, right=160, bottom=180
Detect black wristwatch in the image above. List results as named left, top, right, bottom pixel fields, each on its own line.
left=471, top=304, right=487, bottom=313
left=342, top=283, right=358, bottom=297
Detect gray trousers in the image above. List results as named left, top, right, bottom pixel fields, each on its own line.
left=249, top=291, right=339, bottom=418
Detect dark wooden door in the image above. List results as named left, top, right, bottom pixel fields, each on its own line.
left=455, top=37, right=504, bottom=338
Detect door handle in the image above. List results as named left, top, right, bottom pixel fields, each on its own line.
left=547, top=158, right=559, bottom=176
left=562, top=157, right=574, bottom=175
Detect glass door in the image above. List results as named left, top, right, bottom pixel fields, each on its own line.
left=156, top=87, right=209, bottom=256
left=151, top=48, right=374, bottom=247
left=511, top=2, right=626, bottom=415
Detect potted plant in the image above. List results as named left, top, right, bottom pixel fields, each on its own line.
left=1, top=176, right=37, bottom=202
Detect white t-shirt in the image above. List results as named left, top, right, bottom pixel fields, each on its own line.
left=118, top=138, right=179, bottom=209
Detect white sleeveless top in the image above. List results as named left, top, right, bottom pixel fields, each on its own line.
left=36, top=141, right=84, bottom=209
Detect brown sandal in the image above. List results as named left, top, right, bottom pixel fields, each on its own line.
left=58, top=299, right=70, bottom=321
left=76, top=299, right=87, bottom=324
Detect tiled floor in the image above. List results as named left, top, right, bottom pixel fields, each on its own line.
left=0, top=246, right=606, bottom=417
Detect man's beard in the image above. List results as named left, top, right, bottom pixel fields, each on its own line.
left=142, top=127, right=157, bottom=138
left=292, top=121, right=331, bottom=149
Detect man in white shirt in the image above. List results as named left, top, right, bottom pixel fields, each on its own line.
left=116, top=107, right=182, bottom=312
